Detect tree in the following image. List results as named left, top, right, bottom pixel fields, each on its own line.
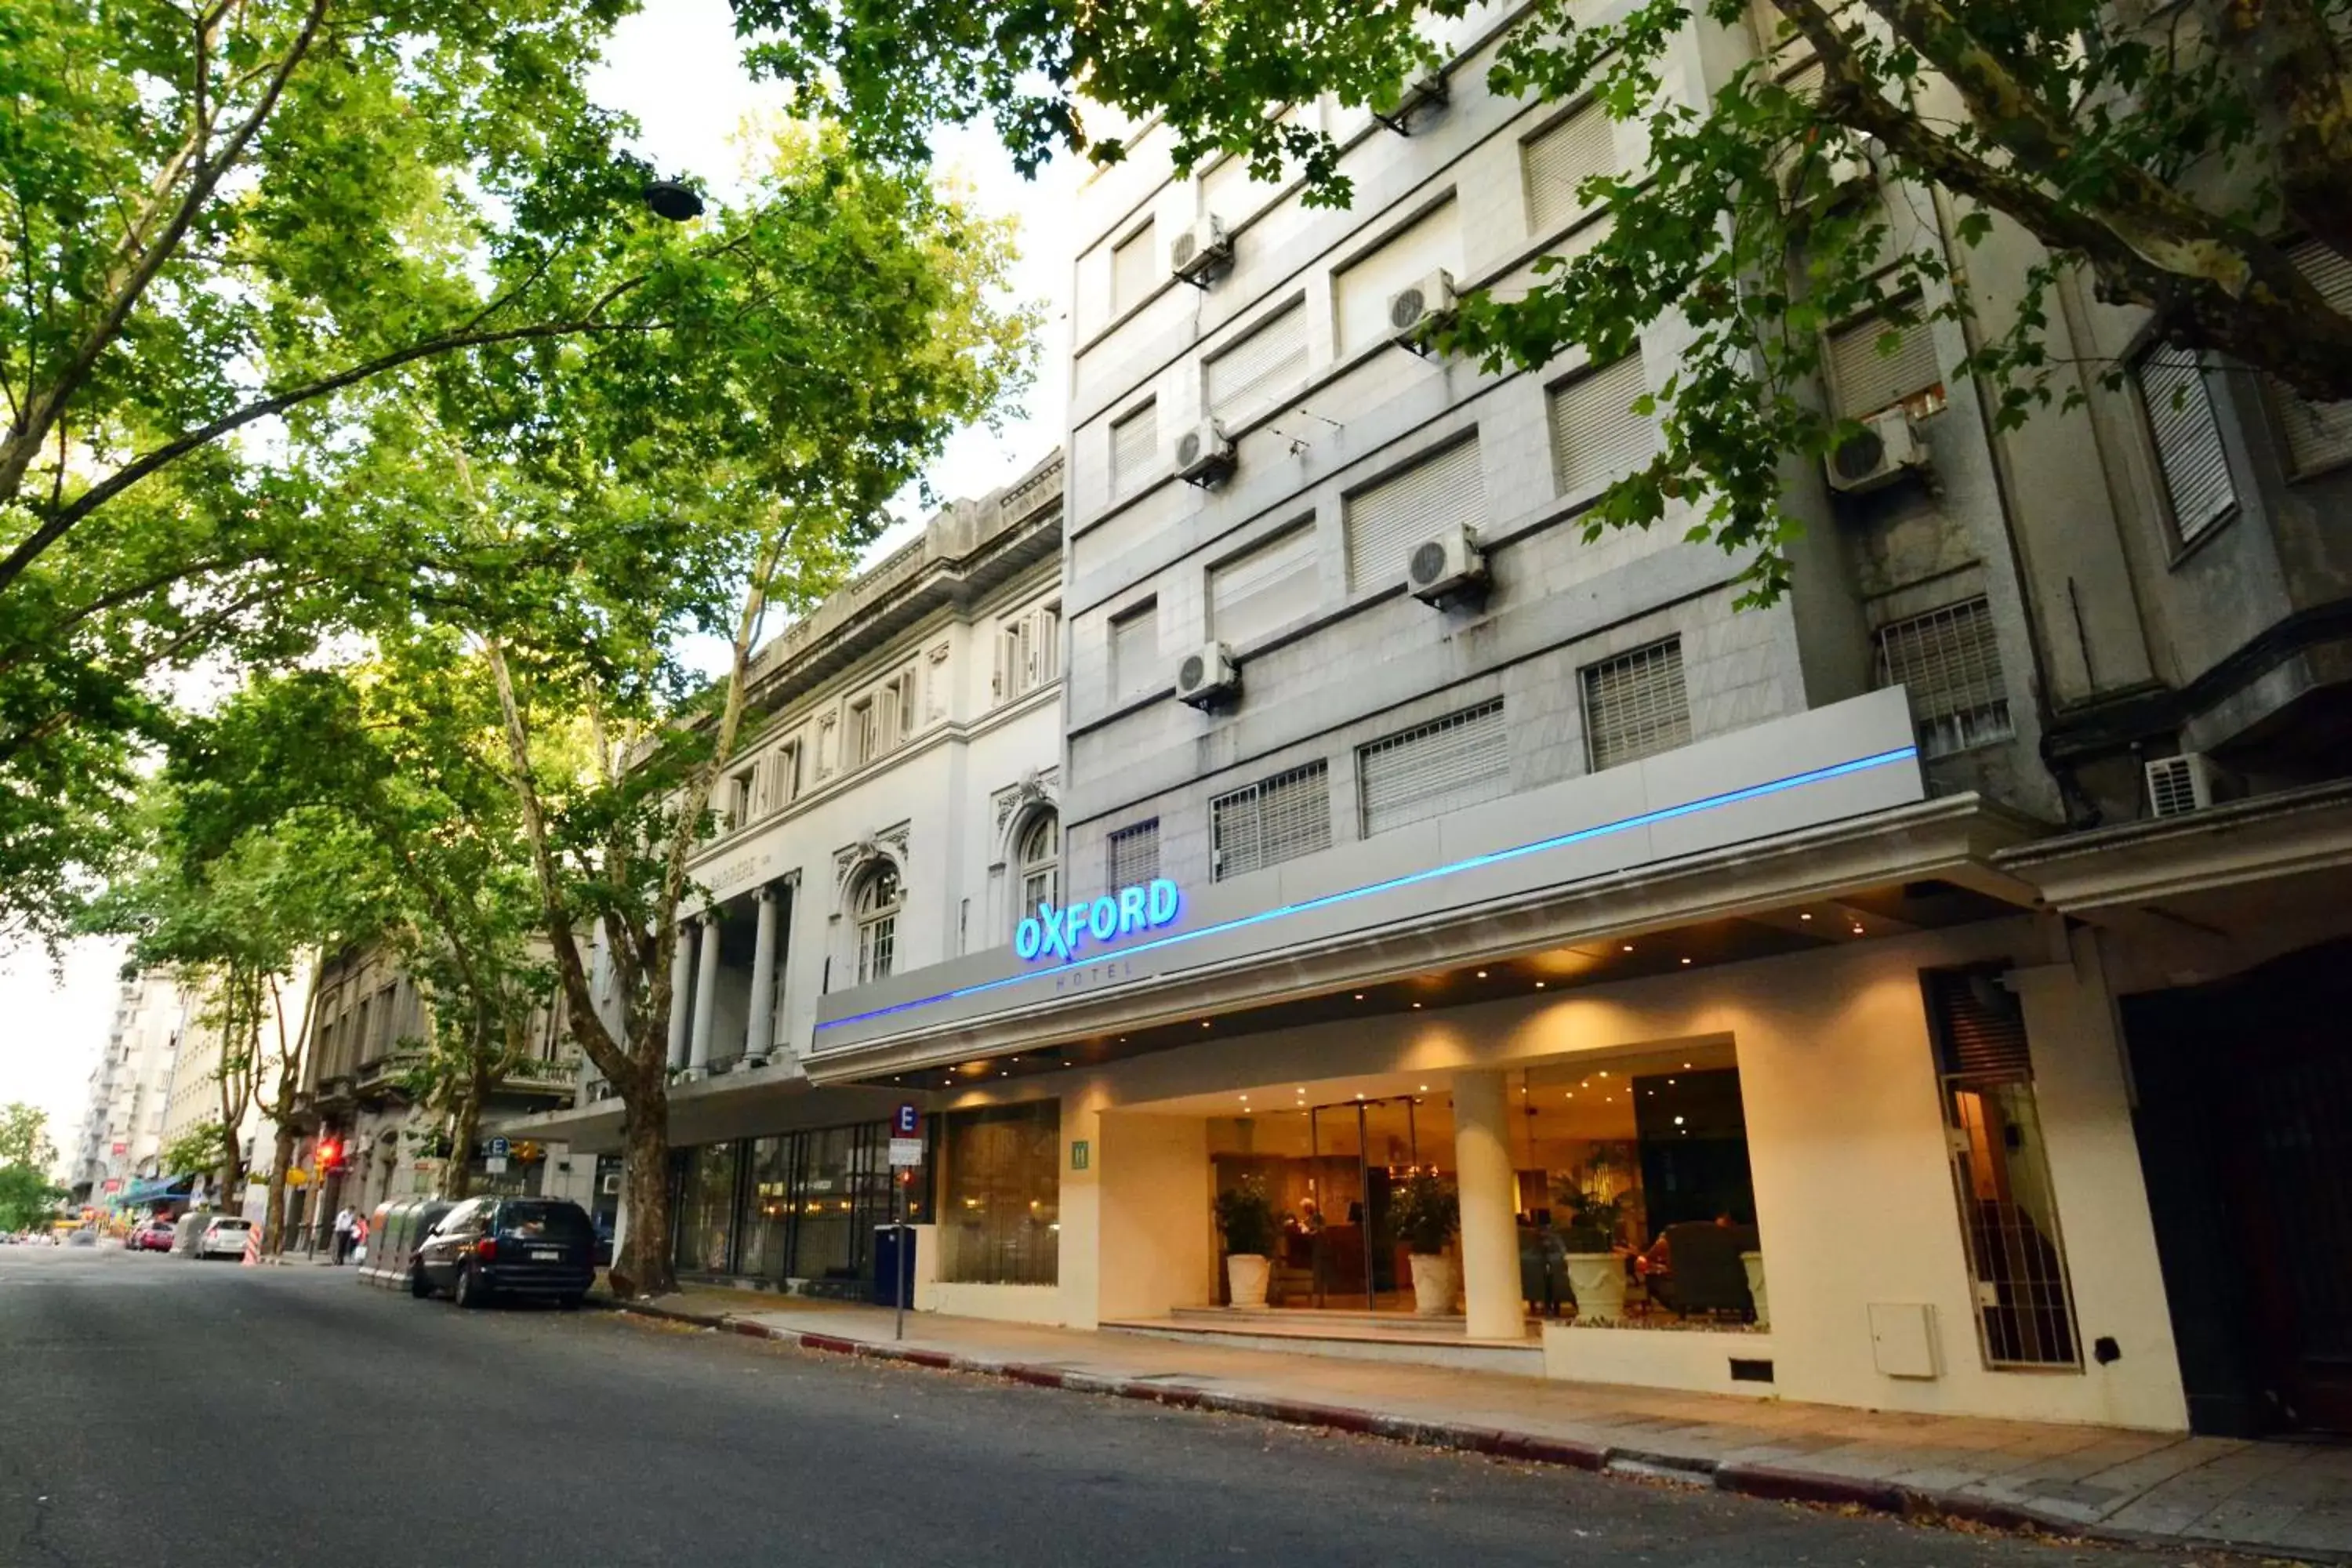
left=737, top=0, right=2352, bottom=601
left=0, top=1103, right=65, bottom=1231
left=0, top=0, right=824, bottom=945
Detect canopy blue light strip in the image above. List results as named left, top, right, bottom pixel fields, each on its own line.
left=815, top=744, right=1918, bottom=1035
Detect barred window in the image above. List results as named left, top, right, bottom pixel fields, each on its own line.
left=2266, top=238, right=2352, bottom=477
left=2136, top=350, right=2236, bottom=544
left=1107, top=819, right=1160, bottom=887
left=1206, top=302, right=1308, bottom=426
left=1581, top=637, right=1691, bottom=771
left=1922, top=967, right=2082, bottom=1370
left=1874, top=597, right=2013, bottom=758
left=1343, top=438, right=1483, bottom=592
left=1112, top=220, right=1158, bottom=314
left=1523, top=103, right=1616, bottom=234
left=1210, top=761, right=1332, bottom=881
left=1110, top=402, right=1158, bottom=495
left=1548, top=355, right=1653, bottom=498
left=1359, top=701, right=1508, bottom=837
left=1210, top=523, right=1317, bottom=647
left=1827, top=307, right=1944, bottom=421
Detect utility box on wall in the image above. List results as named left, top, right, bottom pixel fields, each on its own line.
left=1869, top=1302, right=1942, bottom=1379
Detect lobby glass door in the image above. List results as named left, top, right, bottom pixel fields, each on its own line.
left=1303, top=1097, right=1430, bottom=1312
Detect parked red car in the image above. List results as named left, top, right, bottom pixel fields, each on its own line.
left=130, top=1218, right=179, bottom=1252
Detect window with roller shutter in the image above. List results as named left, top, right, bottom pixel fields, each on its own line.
left=1358, top=700, right=1508, bottom=837
left=1581, top=637, right=1691, bottom=771
left=1110, top=601, right=1158, bottom=700
left=2133, top=350, right=2236, bottom=544
left=1210, top=523, right=1318, bottom=646
left=1110, top=401, right=1157, bottom=495
left=1549, top=355, right=1654, bottom=497
left=1523, top=103, right=1616, bottom=234
left=1112, top=220, right=1158, bottom=313
left=1205, top=302, right=1308, bottom=426
left=2266, top=239, right=2352, bottom=477
left=1211, top=761, right=1331, bottom=881
left=1107, top=819, right=1160, bottom=887
left=1827, top=305, right=1944, bottom=420
left=1343, top=438, right=1483, bottom=592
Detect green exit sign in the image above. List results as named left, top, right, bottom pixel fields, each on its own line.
left=1070, top=1140, right=1090, bottom=1171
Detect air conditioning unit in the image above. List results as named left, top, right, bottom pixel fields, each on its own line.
left=1170, top=214, right=1232, bottom=285
left=1406, top=525, right=1486, bottom=604
left=1825, top=408, right=1928, bottom=494
left=1376, top=73, right=1450, bottom=133
left=1389, top=269, right=1457, bottom=351
left=600, top=1171, right=622, bottom=1196
left=1174, top=420, right=1238, bottom=486
left=1175, top=641, right=1241, bottom=708
left=2145, top=753, right=2220, bottom=818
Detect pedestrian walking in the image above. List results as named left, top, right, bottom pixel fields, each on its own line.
left=332, top=1205, right=354, bottom=1265
left=350, top=1210, right=369, bottom=1267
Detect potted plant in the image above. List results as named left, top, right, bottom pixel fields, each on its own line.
left=1214, top=1177, right=1280, bottom=1308
left=1388, top=1172, right=1461, bottom=1316
left=1554, top=1183, right=1629, bottom=1323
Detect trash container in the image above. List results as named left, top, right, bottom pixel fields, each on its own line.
left=871, top=1224, right=916, bottom=1308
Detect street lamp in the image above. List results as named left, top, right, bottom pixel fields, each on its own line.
left=643, top=179, right=706, bottom=222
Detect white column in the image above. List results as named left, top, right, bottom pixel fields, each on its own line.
left=666, top=925, right=695, bottom=1071
left=745, top=885, right=780, bottom=1064
left=688, top=910, right=722, bottom=1074
left=1451, top=1069, right=1526, bottom=1341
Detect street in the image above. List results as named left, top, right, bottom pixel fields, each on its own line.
left=1, top=1246, right=2215, bottom=1568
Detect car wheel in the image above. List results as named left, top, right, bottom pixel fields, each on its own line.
left=408, top=1263, right=431, bottom=1299
left=453, top=1262, right=485, bottom=1309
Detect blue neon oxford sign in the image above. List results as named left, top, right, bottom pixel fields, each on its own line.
left=1017, top=877, right=1181, bottom=964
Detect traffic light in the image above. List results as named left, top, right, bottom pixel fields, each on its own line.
left=315, top=1135, right=343, bottom=1171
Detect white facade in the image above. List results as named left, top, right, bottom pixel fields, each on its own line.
left=70, top=969, right=187, bottom=1200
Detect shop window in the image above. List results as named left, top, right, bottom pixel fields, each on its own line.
left=939, top=1101, right=1061, bottom=1286
left=1827, top=303, right=1945, bottom=421
left=1548, top=354, right=1653, bottom=499
left=1110, top=400, right=1158, bottom=495
left=1205, top=301, right=1308, bottom=426
left=672, top=1141, right=739, bottom=1276
left=1873, top=597, right=2013, bottom=758
left=1358, top=699, right=1508, bottom=837
left=1344, top=437, right=1483, bottom=593
left=2134, top=349, right=2237, bottom=544
left=1922, top=966, right=2082, bottom=1369
left=1581, top=636, right=1690, bottom=771
left=736, top=1135, right=792, bottom=1280
left=2265, top=238, right=2352, bottom=477
left=853, top=862, right=901, bottom=985
left=1107, top=818, right=1160, bottom=888
left=1211, top=760, right=1332, bottom=881
left=1014, top=811, right=1060, bottom=929
left=1210, top=522, right=1318, bottom=648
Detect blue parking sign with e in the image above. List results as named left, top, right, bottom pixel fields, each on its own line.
left=894, top=1103, right=918, bottom=1136
left=488, top=1136, right=510, bottom=1158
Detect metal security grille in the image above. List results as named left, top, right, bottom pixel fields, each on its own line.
left=1206, top=303, right=1308, bottom=425
left=1344, top=439, right=1483, bottom=592
left=1210, top=760, right=1332, bottom=881
left=1112, top=220, right=1158, bottom=313
left=1110, top=402, right=1157, bottom=495
left=1548, top=355, right=1653, bottom=497
left=1210, top=524, right=1318, bottom=645
left=1110, top=602, right=1158, bottom=699
left=2268, top=239, right=2352, bottom=476
left=1524, top=103, right=1616, bottom=234
left=1873, top=597, right=2013, bottom=758
left=1581, top=637, right=1690, bottom=771
left=1923, top=967, right=2082, bottom=1369
left=1827, top=310, right=1943, bottom=419
left=2136, top=350, right=2237, bottom=543
left=1107, top=818, right=1160, bottom=887
left=1359, top=700, right=1508, bottom=837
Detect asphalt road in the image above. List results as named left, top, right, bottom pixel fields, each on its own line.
left=0, top=1246, right=2205, bottom=1568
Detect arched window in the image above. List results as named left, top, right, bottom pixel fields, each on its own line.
left=1015, top=811, right=1059, bottom=924
left=854, top=861, right=902, bottom=984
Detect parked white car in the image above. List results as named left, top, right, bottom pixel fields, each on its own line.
left=196, top=1216, right=252, bottom=1260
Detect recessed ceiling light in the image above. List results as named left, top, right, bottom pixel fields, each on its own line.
left=1534, top=981, right=1546, bottom=989
left=1799, top=913, right=1813, bottom=922
left=1419, top=1084, right=1429, bottom=1091
left=1851, top=924, right=1866, bottom=935
left=1410, top=1002, right=1422, bottom=1009
left=1599, top=1070, right=1609, bottom=1078
left=1621, top=944, right=1635, bottom=953
left=1200, top=1021, right=1212, bottom=1028
left=1674, top=1115, right=1686, bottom=1126
left=1680, top=957, right=1692, bottom=966
left=1683, top=1062, right=1693, bottom=1069
left=1353, top=993, right=1364, bottom=1000
left=1475, top=970, right=1487, bottom=978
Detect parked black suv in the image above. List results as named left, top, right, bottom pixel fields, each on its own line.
left=410, top=1196, right=596, bottom=1309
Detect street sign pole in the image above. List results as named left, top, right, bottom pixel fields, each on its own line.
left=892, top=1173, right=906, bottom=1342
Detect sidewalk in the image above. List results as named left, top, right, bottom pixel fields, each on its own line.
left=601, top=1287, right=2352, bottom=1562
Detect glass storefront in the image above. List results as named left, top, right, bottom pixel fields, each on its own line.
left=938, top=1101, right=1060, bottom=1286
left=670, top=1120, right=926, bottom=1291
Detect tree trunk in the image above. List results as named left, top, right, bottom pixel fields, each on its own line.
left=445, top=1082, right=483, bottom=1202
left=216, top=1145, right=245, bottom=1216
left=262, top=1126, right=295, bottom=1254
left=609, top=1084, right=676, bottom=1299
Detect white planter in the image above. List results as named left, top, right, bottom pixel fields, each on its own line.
left=1225, top=1252, right=1271, bottom=1308
left=1408, top=1253, right=1459, bottom=1317
left=1740, top=1249, right=1769, bottom=1327
left=1565, top=1253, right=1627, bottom=1323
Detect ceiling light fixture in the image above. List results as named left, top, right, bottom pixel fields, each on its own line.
left=1475, top=970, right=1487, bottom=978
left=1680, top=957, right=1692, bottom=966
left=1534, top=981, right=1546, bottom=989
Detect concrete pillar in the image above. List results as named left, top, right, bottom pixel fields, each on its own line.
left=688, top=910, right=721, bottom=1074
left=1451, top=1069, right=1525, bottom=1341
left=745, top=885, right=780, bottom=1064
left=666, top=924, right=694, bottom=1071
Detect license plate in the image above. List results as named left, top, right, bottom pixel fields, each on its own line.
left=531, top=1248, right=559, bottom=1261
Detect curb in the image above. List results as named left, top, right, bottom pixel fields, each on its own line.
left=595, top=1298, right=2339, bottom=1565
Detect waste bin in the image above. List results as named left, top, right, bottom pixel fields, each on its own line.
left=871, top=1224, right=916, bottom=1308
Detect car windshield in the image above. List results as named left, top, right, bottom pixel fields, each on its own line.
left=495, top=1203, right=591, bottom=1242
left=211, top=1219, right=250, bottom=1232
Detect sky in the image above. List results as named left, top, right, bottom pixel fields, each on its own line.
left=0, top=0, right=1076, bottom=1178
